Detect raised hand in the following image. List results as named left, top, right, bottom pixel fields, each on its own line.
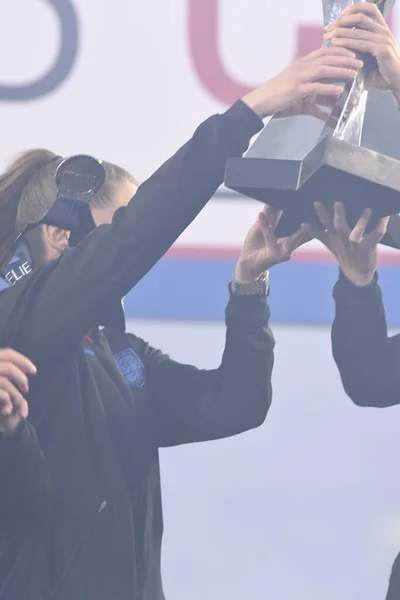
left=324, top=3, right=400, bottom=97
left=303, top=202, right=390, bottom=286
left=235, top=205, right=309, bottom=283
left=242, top=46, right=363, bottom=120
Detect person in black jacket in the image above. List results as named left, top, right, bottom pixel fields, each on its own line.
left=0, top=44, right=361, bottom=600
left=303, top=6, right=400, bottom=597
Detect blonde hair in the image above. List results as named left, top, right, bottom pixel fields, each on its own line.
left=0, top=149, right=137, bottom=267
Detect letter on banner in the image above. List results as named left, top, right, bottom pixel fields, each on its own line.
left=188, top=0, right=395, bottom=105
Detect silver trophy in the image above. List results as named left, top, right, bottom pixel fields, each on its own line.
left=225, top=0, right=400, bottom=247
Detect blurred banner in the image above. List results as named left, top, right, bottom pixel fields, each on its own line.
left=1, top=0, right=400, bottom=323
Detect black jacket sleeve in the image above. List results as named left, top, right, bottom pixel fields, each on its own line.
left=135, top=290, right=274, bottom=447
left=0, top=102, right=263, bottom=369
left=0, top=420, right=51, bottom=533
left=332, top=270, right=400, bottom=407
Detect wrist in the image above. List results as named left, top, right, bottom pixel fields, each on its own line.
left=231, top=271, right=269, bottom=296
left=352, top=279, right=375, bottom=288
left=234, top=264, right=264, bottom=284
left=347, top=275, right=375, bottom=288
left=340, top=268, right=376, bottom=288
left=242, top=86, right=275, bottom=120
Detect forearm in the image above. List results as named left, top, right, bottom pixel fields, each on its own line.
left=332, top=270, right=400, bottom=407
left=129, top=101, right=263, bottom=269
left=217, top=287, right=274, bottom=433
left=146, top=277, right=274, bottom=447
left=0, top=101, right=263, bottom=368
left=0, top=421, right=51, bottom=532
left=154, top=286, right=274, bottom=447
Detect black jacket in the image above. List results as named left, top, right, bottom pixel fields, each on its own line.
left=0, top=101, right=274, bottom=600
left=332, top=270, right=400, bottom=600
left=332, top=270, right=400, bottom=409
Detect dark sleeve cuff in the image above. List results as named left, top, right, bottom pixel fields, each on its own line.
left=223, top=100, right=264, bottom=141
left=226, top=289, right=270, bottom=328
left=333, top=269, right=382, bottom=310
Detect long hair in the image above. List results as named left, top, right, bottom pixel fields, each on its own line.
left=0, top=149, right=58, bottom=266
left=0, top=149, right=137, bottom=267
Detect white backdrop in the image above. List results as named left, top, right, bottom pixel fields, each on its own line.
left=1, top=0, right=398, bottom=253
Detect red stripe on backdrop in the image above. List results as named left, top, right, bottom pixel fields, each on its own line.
left=166, top=245, right=400, bottom=265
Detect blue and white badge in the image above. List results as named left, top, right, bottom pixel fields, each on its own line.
left=0, top=255, right=33, bottom=290
left=114, top=348, right=146, bottom=388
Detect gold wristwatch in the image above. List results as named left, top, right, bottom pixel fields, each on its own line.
left=230, top=271, right=269, bottom=296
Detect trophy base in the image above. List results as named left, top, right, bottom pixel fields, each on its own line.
left=225, top=136, right=400, bottom=249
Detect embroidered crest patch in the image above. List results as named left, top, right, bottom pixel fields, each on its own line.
left=114, top=348, right=146, bottom=388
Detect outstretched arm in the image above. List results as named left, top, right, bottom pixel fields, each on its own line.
left=142, top=288, right=274, bottom=447
left=141, top=204, right=309, bottom=446
left=0, top=47, right=361, bottom=371
left=303, top=200, right=396, bottom=408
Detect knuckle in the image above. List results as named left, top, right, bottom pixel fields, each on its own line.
left=297, top=82, right=310, bottom=96
left=14, top=394, right=24, bottom=407
left=314, top=65, right=327, bottom=78
left=0, top=391, right=10, bottom=403
left=3, top=349, right=19, bottom=363
left=2, top=378, right=16, bottom=395
left=0, top=373, right=10, bottom=387
left=358, top=13, right=370, bottom=26
left=2, top=363, right=12, bottom=377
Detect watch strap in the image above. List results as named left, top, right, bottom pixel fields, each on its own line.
left=230, top=271, right=269, bottom=296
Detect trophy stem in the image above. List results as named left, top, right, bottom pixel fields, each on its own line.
left=322, top=0, right=357, bottom=27
left=333, top=76, right=368, bottom=145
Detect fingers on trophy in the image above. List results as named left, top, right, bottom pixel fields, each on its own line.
left=226, top=0, right=400, bottom=250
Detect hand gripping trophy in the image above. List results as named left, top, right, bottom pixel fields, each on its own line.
left=225, top=0, right=400, bottom=247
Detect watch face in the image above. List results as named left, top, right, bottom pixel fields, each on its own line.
left=55, top=155, right=106, bottom=200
